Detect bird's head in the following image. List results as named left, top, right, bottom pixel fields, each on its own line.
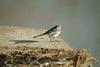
left=55, top=25, right=62, bottom=30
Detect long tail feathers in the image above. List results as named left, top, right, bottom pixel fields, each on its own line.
left=33, top=34, right=45, bottom=38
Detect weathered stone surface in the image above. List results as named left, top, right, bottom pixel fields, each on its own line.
left=0, top=26, right=72, bottom=50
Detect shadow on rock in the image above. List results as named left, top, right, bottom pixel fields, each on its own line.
left=10, top=40, right=39, bottom=44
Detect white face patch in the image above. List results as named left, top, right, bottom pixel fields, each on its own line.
left=57, top=26, right=61, bottom=29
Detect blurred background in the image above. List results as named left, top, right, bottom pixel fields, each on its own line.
left=0, top=0, right=100, bottom=66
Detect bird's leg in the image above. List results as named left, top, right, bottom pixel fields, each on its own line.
left=52, top=36, right=55, bottom=41
left=48, top=35, right=52, bottom=42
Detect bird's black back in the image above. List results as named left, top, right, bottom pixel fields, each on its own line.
left=43, top=25, right=58, bottom=34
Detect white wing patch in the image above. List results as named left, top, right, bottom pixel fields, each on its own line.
left=54, top=31, right=61, bottom=37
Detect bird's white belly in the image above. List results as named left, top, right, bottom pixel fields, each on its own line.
left=54, top=31, right=61, bottom=37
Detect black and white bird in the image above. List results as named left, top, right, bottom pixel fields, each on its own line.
left=33, top=25, right=62, bottom=41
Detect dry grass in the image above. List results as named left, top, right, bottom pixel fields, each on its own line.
left=0, top=46, right=98, bottom=67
